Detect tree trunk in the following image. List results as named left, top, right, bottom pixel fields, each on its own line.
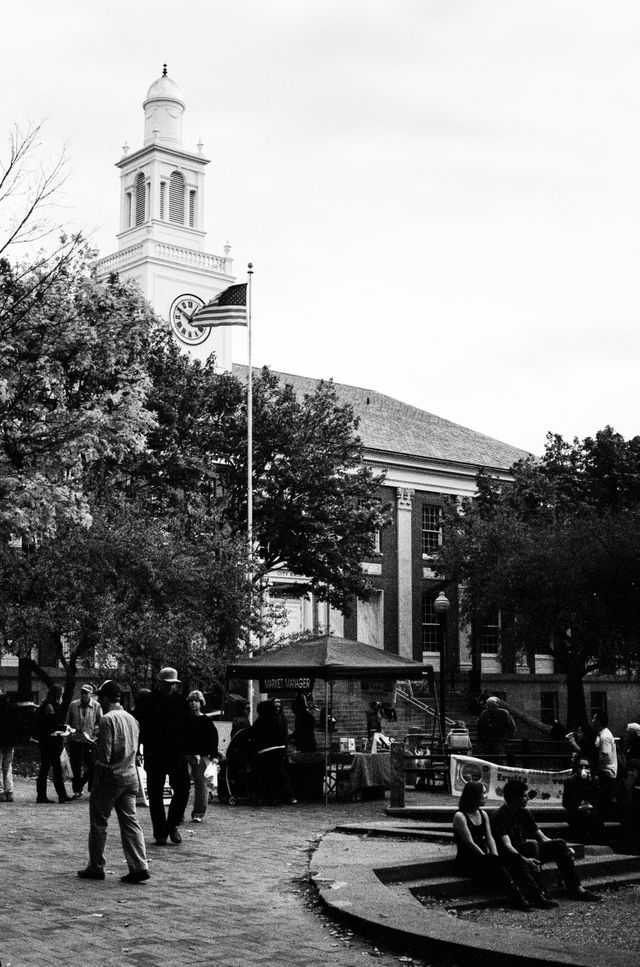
left=564, top=665, right=588, bottom=728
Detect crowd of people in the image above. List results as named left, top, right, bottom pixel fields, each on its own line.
left=1, top=678, right=639, bottom=899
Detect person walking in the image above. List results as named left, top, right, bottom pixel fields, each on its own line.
left=66, top=683, right=102, bottom=799
left=35, top=685, right=72, bottom=804
left=476, top=697, right=516, bottom=762
left=491, top=778, right=601, bottom=904
left=137, top=667, right=190, bottom=845
left=77, top=680, right=149, bottom=884
left=185, top=690, right=219, bottom=823
left=0, top=688, right=20, bottom=802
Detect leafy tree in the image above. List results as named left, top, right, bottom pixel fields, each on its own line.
left=0, top=250, right=156, bottom=540
left=129, top=342, right=389, bottom=614
left=437, top=427, right=640, bottom=726
left=0, top=498, right=251, bottom=703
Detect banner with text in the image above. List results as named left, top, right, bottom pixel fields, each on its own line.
left=450, top=754, right=572, bottom=804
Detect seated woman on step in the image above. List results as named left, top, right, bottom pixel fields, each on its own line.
left=452, top=781, right=534, bottom=911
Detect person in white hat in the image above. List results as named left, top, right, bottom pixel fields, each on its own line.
left=136, top=668, right=190, bottom=845
left=66, top=684, right=102, bottom=799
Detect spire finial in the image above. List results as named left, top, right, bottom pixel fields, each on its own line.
left=162, top=63, right=167, bottom=77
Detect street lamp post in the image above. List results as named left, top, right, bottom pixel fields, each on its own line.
left=434, top=591, right=451, bottom=741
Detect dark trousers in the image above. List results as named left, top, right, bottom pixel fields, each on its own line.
left=145, top=757, right=190, bottom=841
left=68, top=742, right=96, bottom=794
left=503, top=838, right=580, bottom=895
left=36, top=741, right=68, bottom=802
left=598, top=773, right=617, bottom=818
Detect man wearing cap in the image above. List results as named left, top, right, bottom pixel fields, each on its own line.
left=477, top=696, right=516, bottom=762
left=137, top=668, right=190, bottom=846
left=77, top=680, right=149, bottom=884
left=66, top=684, right=102, bottom=799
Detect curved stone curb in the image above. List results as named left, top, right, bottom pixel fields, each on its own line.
left=311, top=831, right=638, bottom=967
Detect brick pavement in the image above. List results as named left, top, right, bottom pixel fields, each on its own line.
left=0, top=779, right=448, bottom=967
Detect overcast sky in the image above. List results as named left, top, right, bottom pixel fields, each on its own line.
left=2, top=1, right=639, bottom=454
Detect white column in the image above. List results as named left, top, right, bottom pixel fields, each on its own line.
left=396, top=487, right=414, bottom=659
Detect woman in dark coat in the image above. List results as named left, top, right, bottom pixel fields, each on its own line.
left=291, top=692, right=316, bottom=753
left=249, top=700, right=296, bottom=805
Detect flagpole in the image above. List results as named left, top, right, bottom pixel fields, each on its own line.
left=246, top=264, right=254, bottom=721
left=247, top=263, right=253, bottom=565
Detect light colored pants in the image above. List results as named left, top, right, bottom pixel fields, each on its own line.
left=187, top=755, right=209, bottom=818
left=0, top=746, right=14, bottom=796
left=88, top=774, right=148, bottom=874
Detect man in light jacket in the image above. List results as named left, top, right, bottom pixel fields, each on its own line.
left=77, top=680, right=149, bottom=884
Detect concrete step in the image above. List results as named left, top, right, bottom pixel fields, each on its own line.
left=394, top=850, right=640, bottom=901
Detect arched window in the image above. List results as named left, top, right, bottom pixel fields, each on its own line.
left=135, top=173, right=146, bottom=226
left=169, top=171, right=185, bottom=224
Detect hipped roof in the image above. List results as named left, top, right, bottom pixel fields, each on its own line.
left=226, top=635, right=432, bottom=681
left=233, top=365, right=530, bottom=470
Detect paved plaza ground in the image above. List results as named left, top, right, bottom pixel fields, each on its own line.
left=0, top=778, right=446, bottom=967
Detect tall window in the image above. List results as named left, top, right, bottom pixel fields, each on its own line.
left=480, top=612, right=501, bottom=655
left=421, top=505, right=441, bottom=555
left=590, top=691, right=607, bottom=719
left=126, top=191, right=132, bottom=228
left=169, top=171, right=185, bottom=223
left=422, top=593, right=439, bottom=650
left=188, top=189, right=197, bottom=227
left=540, top=691, right=559, bottom=725
left=159, top=181, right=166, bottom=220
left=135, top=173, right=146, bottom=226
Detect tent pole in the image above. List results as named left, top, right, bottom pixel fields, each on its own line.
left=324, top=679, right=329, bottom=805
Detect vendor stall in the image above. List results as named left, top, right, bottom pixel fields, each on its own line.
left=226, top=635, right=432, bottom=803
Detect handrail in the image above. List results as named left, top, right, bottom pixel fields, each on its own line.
left=396, top=686, right=456, bottom=728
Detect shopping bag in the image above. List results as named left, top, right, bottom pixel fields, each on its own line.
left=60, top=746, right=73, bottom=782
left=136, top=761, right=149, bottom=807
left=203, top=757, right=218, bottom=794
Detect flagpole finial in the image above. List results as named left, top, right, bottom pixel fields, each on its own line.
left=162, top=63, right=168, bottom=76
left=248, top=262, right=253, bottom=275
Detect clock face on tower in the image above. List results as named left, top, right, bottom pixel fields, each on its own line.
left=169, top=294, right=209, bottom=346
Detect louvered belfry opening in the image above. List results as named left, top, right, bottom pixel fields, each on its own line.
left=169, top=171, right=185, bottom=223
left=135, top=173, right=146, bottom=226
left=188, top=189, right=196, bottom=227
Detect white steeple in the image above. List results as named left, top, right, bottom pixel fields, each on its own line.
left=94, top=68, right=236, bottom=370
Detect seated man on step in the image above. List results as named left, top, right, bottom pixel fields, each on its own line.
left=491, top=778, right=601, bottom=904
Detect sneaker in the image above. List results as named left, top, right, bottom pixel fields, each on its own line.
left=71, top=792, right=83, bottom=800
left=192, top=815, right=203, bottom=823
left=5, top=793, right=13, bottom=802
left=154, top=838, right=168, bottom=846
left=169, top=827, right=182, bottom=844
left=77, top=867, right=105, bottom=881
left=567, top=887, right=602, bottom=902
left=36, top=797, right=54, bottom=803
left=121, top=870, right=150, bottom=884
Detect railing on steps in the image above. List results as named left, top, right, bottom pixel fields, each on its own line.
left=396, top=686, right=456, bottom=729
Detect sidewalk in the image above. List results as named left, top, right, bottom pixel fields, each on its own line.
left=0, top=778, right=445, bottom=967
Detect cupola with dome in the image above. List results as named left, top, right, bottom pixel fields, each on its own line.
left=94, top=68, right=236, bottom=369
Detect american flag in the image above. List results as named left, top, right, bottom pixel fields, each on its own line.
left=191, top=283, right=248, bottom=328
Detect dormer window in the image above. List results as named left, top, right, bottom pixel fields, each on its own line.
left=169, top=171, right=185, bottom=224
